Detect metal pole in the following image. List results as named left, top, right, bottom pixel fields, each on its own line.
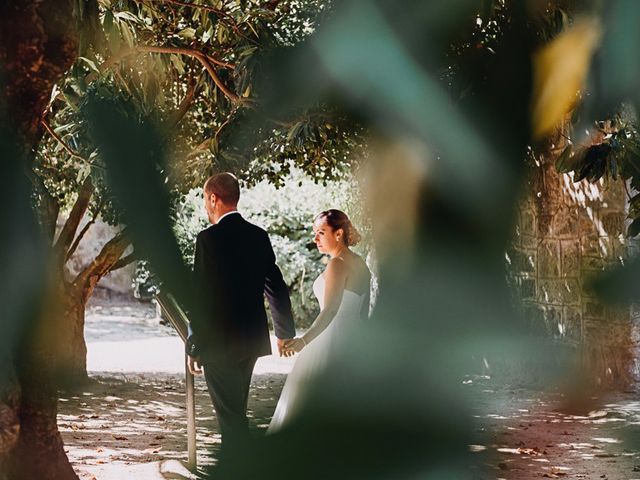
left=185, top=354, right=197, bottom=471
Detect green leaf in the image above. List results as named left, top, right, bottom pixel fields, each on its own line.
left=178, top=27, right=196, bottom=39
left=203, top=26, right=214, bottom=44
left=170, top=55, right=185, bottom=75
left=554, top=144, right=573, bottom=173
left=120, top=22, right=135, bottom=47
left=114, top=11, right=143, bottom=24
left=628, top=217, right=640, bottom=238
left=103, top=9, right=114, bottom=32
left=78, top=56, right=100, bottom=74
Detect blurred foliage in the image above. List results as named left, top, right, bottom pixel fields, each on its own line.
left=137, top=169, right=371, bottom=326
left=6, top=0, right=640, bottom=478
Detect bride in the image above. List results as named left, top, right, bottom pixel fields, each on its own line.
left=268, top=209, right=371, bottom=432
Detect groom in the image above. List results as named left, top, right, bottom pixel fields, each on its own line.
left=187, top=172, right=295, bottom=453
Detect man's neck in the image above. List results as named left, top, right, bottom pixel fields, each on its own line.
left=215, top=209, right=239, bottom=224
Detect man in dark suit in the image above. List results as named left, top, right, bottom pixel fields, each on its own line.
left=187, top=172, right=295, bottom=452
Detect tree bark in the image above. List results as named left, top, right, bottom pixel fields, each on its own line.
left=0, top=1, right=78, bottom=152
left=8, top=360, right=78, bottom=480
left=0, top=1, right=79, bottom=478
left=62, top=232, right=132, bottom=384
left=61, top=287, right=90, bottom=387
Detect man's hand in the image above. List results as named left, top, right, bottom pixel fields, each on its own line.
left=188, top=355, right=203, bottom=375
left=277, top=338, right=295, bottom=357
left=284, top=337, right=306, bottom=353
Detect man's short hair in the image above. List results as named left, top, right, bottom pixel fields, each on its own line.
left=204, top=173, right=240, bottom=205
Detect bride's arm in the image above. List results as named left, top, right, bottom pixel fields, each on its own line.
left=289, top=258, right=347, bottom=351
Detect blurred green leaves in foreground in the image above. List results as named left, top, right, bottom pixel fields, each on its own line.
left=4, top=0, right=640, bottom=478
left=80, top=0, right=554, bottom=478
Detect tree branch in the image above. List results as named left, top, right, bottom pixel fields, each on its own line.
left=110, top=252, right=137, bottom=271
left=65, top=197, right=105, bottom=262
left=97, top=45, right=242, bottom=104
left=32, top=172, right=60, bottom=242
left=73, top=231, right=131, bottom=297
left=54, top=176, right=94, bottom=261
left=623, top=178, right=632, bottom=201
left=40, top=118, right=103, bottom=169
left=162, top=75, right=199, bottom=135
left=204, top=54, right=236, bottom=70
left=186, top=136, right=212, bottom=158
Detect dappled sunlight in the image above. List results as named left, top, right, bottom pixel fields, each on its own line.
left=58, top=368, right=289, bottom=477
left=59, top=375, right=218, bottom=468
left=56, top=294, right=640, bottom=479
left=592, top=436, right=621, bottom=444
left=460, top=375, right=640, bottom=478
left=3, top=0, right=640, bottom=478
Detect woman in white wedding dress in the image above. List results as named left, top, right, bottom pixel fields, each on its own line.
left=268, top=209, right=371, bottom=432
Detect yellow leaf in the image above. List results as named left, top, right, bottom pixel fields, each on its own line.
left=531, top=17, right=602, bottom=139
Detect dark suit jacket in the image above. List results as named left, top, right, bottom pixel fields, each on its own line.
left=189, top=213, right=295, bottom=362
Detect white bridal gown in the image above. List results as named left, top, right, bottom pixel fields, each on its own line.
left=268, top=274, right=366, bottom=432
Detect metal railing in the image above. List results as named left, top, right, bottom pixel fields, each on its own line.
left=154, top=292, right=197, bottom=471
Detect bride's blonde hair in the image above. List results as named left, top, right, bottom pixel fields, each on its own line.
left=315, top=209, right=361, bottom=246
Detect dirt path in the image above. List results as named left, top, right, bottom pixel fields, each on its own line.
left=60, top=373, right=640, bottom=480
left=60, top=301, right=640, bottom=479
left=465, top=381, right=640, bottom=479
left=59, top=372, right=286, bottom=479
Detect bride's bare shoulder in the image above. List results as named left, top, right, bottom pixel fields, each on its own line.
left=325, top=256, right=348, bottom=276
left=351, top=253, right=371, bottom=277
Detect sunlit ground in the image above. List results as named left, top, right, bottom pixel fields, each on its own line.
left=60, top=299, right=294, bottom=479
left=59, top=300, right=640, bottom=479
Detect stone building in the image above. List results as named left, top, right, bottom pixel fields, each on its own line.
left=509, top=141, right=638, bottom=387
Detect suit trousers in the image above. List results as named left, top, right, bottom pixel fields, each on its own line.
left=202, top=355, right=257, bottom=449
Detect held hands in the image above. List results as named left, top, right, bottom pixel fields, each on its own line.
left=187, top=355, right=203, bottom=375
left=277, top=338, right=295, bottom=358
left=277, top=337, right=306, bottom=356
left=284, top=337, right=306, bottom=353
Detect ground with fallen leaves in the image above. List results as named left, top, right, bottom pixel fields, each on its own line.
left=58, top=299, right=640, bottom=479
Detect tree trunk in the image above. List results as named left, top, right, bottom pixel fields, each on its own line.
left=4, top=265, right=78, bottom=480
left=7, top=365, right=78, bottom=480
left=62, top=288, right=90, bottom=386
left=64, top=232, right=132, bottom=383
left=0, top=1, right=79, bottom=478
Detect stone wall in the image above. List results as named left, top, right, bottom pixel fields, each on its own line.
left=509, top=145, right=636, bottom=386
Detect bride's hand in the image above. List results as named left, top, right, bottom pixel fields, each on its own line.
left=285, top=337, right=306, bottom=353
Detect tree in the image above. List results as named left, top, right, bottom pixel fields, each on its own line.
left=0, top=1, right=82, bottom=479
left=1, top=0, right=359, bottom=478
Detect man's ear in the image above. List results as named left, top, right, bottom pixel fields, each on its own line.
left=209, top=192, right=218, bottom=205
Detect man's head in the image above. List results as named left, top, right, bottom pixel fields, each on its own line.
left=203, top=172, right=240, bottom=224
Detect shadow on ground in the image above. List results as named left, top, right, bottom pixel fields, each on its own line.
left=59, top=372, right=287, bottom=479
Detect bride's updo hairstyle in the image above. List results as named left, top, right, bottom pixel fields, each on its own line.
left=315, top=209, right=362, bottom=247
